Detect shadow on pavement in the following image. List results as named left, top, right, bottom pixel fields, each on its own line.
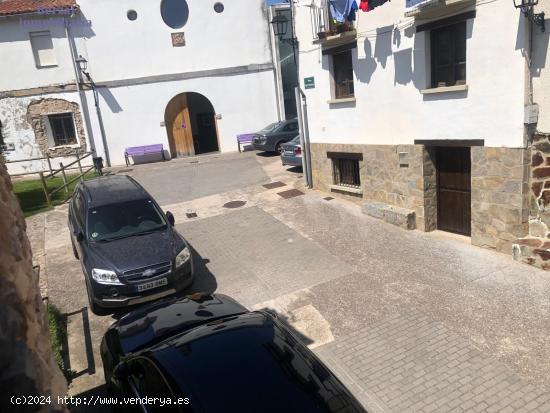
left=71, top=384, right=112, bottom=413
left=259, top=308, right=314, bottom=347
left=256, top=151, right=279, bottom=157
left=63, top=307, right=96, bottom=381
left=285, top=166, right=303, bottom=174
left=184, top=246, right=218, bottom=295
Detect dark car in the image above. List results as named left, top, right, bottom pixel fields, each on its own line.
left=101, top=293, right=367, bottom=413
left=68, top=175, right=194, bottom=315
left=281, top=135, right=303, bottom=167
left=252, top=119, right=299, bottom=153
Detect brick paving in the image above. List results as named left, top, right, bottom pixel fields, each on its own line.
left=317, top=310, right=550, bottom=413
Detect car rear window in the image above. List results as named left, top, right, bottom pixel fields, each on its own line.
left=259, top=122, right=280, bottom=133
left=88, top=199, right=167, bottom=242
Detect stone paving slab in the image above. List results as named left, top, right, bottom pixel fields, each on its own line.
left=317, top=310, right=550, bottom=413
left=178, top=206, right=354, bottom=308
left=261, top=193, right=550, bottom=391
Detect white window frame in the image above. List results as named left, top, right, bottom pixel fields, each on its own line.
left=44, top=112, right=80, bottom=149
left=29, top=31, right=58, bottom=68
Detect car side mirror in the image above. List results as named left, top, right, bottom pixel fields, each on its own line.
left=113, top=361, right=131, bottom=381
left=76, top=230, right=84, bottom=243
left=166, top=211, right=175, bottom=227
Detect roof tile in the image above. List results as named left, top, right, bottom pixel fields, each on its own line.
left=0, top=0, right=77, bottom=17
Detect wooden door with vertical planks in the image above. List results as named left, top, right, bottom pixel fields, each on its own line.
left=165, top=94, right=195, bottom=157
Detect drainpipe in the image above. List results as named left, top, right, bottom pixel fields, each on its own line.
left=65, top=18, right=96, bottom=154
left=295, top=87, right=312, bottom=189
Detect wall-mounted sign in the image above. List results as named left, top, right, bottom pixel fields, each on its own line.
left=304, top=77, right=315, bottom=89
left=171, top=32, right=186, bottom=47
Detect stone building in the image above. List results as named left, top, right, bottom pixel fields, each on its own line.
left=0, top=0, right=287, bottom=174
left=0, top=155, right=67, bottom=411
left=293, top=0, right=544, bottom=258
left=513, top=1, right=550, bottom=269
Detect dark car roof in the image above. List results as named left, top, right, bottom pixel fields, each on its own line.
left=79, top=175, right=149, bottom=207
left=114, top=294, right=248, bottom=354
left=150, top=311, right=365, bottom=413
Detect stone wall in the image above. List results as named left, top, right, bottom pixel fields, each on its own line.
left=0, top=157, right=67, bottom=411
left=310, top=143, right=436, bottom=231
left=471, top=147, right=530, bottom=254
left=311, top=143, right=530, bottom=256
left=27, top=98, right=87, bottom=158
left=513, top=133, right=550, bottom=269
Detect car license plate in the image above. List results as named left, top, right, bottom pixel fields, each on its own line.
left=137, top=278, right=168, bottom=292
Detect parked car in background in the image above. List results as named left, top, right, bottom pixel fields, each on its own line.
left=252, top=119, right=299, bottom=153
left=101, top=293, right=367, bottom=413
left=281, top=135, right=303, bottom=167
left=68, top=175, right=194, bottom=315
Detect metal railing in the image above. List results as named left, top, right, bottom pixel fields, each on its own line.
left=313, top=0, right=355, bottom=39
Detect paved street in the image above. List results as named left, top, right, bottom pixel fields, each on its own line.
left=29, top=151, right=550, bottom=412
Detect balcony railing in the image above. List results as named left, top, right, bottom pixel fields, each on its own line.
left=312, top=0, right=355, bottom=40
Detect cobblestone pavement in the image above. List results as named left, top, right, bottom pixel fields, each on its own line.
left=29, top=152, right=550, bottom=412
left=317, top=312, right=550, bottom=413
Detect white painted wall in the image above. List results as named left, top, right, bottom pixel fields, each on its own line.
left=77, top=0, right=273, bottom=82
left=0, top=16, right=77, bottom=91
left=0, top=0, right=281, bottom=169
left=532, top=2, right=550, bottom=134
left=0, top=91, right=93, bottom=175
left=86, top=69, right=279, bottom=166
left=294, top=1, right=528, bottom=148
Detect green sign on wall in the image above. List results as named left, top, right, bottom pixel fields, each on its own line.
left=304, top=77, right=315, bottom=89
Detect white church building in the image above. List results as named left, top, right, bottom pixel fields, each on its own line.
left=0, top=0, right=285, bottom=173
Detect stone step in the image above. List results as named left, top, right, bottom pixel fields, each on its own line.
left=362, top=201, right=416, bottom=230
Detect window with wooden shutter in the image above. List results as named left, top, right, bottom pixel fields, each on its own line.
left=430, top=21, right=466, bottom=88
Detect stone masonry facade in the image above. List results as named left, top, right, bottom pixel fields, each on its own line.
left=27, top=98, right=87, bottom=157
left=513, top=133, right=550, bottom=269
left=311, top=143, right=530, bottom=256
left=471, top=147, right=530, bottom=254
left=310, top=143, right=437, bottom=232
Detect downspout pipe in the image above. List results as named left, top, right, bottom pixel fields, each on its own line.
left=65, top=17, right=97, bottom=153
left=295, top=87, right=312, bottom=189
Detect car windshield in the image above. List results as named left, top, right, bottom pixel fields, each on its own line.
left=87, top=199, right=167, bottom=242
left=290, top=135, right=300, bottom=144
left=259, top=122, right=280, bottom=133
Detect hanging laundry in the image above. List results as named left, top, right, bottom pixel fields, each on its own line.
left=359, top=0, right=369, bottom=12
left=348, top=0, right=359, bottom=21
left=329, top=0, right=356, bottom=22
left=366, top=0, right=390, bottom=11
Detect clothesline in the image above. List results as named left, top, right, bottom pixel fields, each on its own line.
left=297, top=0, right=501, bottom=54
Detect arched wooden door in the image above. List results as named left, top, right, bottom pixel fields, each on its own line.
left=165, top=94, right=195, bottom=158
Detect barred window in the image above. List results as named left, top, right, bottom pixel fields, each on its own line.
left=48, top=113, right=77, bottom=147
left=330, top=154, right=361, bottom=189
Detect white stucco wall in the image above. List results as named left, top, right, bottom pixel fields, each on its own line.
left=0, top=0, right=281, bottom=169
left=532, top=2, right=550, bottom=134
left=77, top=0, right=273, bottom=82
left=0, top=16, right=77, bottom=91
left=294, top=1, right=528, bottom=148
left=0, top=92, right=92, bottom=175
left=86, top=69, right=279, bottom=166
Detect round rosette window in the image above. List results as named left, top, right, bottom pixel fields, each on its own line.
left=160, top=0, right=189, bottom=29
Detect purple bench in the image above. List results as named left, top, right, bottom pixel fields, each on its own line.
left=237, top=133, right=255, bottom=153
left=125, top=144, right=166, bottom=166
